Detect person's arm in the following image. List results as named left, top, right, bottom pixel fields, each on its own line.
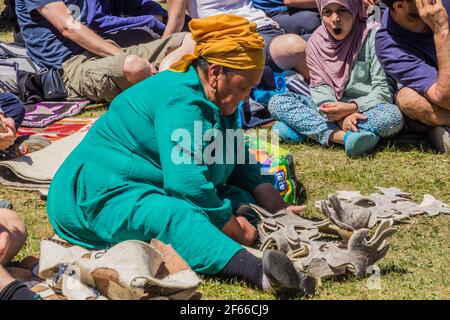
left=283, top=0, right=317, bottom=9
left=162, top=0, right=188, bottom=38
left=350, top=29, right=395, bottom=112
left=310, top=84, right=337, bottom=108
left=416, top=0, right=450, bottom=110
left=154, top=99, right=234, bottom=229
left=375, top=25, right=443, bottom=107
left=37, top=2, right=123, bottom=57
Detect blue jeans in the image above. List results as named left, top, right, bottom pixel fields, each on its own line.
left=268, top=93, right=404, bottom=146
left=0, top=93, right=25, bottom=130
left=268, top=8, right=321, bottom=40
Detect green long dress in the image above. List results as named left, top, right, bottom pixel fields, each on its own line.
left=47, top=66, right=273, bottom=274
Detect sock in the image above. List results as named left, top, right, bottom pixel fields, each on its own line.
left=220, top=249, right=264, bottom=289
left=0, top=280, right=41, bottom=300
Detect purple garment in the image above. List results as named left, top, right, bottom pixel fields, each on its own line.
left=375, top=0, right=450, bottom=96
left=307, top=0, right=378, bottom=99
left=86, top=0, right=167, bottom=36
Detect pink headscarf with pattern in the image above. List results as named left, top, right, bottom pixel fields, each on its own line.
left=307, top=0, right=379, bottom=99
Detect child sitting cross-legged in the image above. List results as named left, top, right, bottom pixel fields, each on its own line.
left=269, top=0, right=403, bottom=157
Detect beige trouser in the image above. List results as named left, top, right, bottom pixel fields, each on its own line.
left=62, top=32, right=186, bottom=102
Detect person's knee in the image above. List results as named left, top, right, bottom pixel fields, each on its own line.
left=123, top=54, right=153, bottom=84
left=272, top=34, right=307, bottom=58
left=0, top=209, right=27, bottom=241
left=376, top=104, right=404, bottom=137
left=395, top=87, right=423, bottom=115
left=0, top=209, right=27, bottom=265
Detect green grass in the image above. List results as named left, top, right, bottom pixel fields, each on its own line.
left=1, top=19, right=449, bottom=300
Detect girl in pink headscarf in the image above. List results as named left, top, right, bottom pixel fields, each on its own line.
left=269, top=0, right=404, bottom=157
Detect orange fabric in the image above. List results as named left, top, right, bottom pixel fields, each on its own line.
left=169, top=14, right=265, bottom=72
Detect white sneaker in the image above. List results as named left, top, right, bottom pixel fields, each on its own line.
left=427, top=126, right=450, bottom=153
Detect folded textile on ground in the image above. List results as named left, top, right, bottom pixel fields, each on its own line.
left=32, top=239, right=202, bottom=300
left=0, top=131, right=86, bottom=191
left=18, top=117, right=96, bottom=141
left=22, top=100, right=91, bottom=128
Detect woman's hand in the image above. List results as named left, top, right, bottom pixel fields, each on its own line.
left=320, top=102, right=358, bottom=122
left=285, top=205, right=306, bottom=216
left=340, top=113, right=368, bottom=132
left=253, top=183, right=290, bottom=213
left=222, top=215, right=257, bottom=246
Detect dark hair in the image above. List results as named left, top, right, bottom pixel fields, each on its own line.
left=381, top=0, right=407, bottom=9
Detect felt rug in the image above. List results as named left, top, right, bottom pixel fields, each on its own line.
left=18, top=118, right=97, bottom=141
left=22, top=100, right=91, bottom=128
left=7, top=239, right=202, bottom=300
left=0, top=131, right=86, bottom=191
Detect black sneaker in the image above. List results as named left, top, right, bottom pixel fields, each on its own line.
left=262, top=249, right=316, bottom=297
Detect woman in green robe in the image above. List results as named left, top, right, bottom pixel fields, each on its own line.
left=46, top=14, right=315, bottom=296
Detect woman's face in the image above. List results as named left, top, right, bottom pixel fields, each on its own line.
left=211, top=68, right=263, bottom=116
left=322, top=3, right=355, bottom=41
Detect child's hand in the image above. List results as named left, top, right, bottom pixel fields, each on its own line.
left=341, top=113, right=368, bottom=132
left=320, top=102, right=358, bottom=121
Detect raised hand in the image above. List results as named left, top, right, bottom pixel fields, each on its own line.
left=416, top=0, right=449, bottom=33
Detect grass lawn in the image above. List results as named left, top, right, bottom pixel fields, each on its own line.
left=1, top=17, right=449, bottom=300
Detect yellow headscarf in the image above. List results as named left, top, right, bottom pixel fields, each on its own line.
left=169, top=14, right=265, bottom=72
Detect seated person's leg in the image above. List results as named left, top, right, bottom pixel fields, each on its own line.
left=159, top=33, right=196, bottom=71
left=268, top=34, right=309, bottom=81
left=396, top=87, right=450, bottom=127
left=396, top=87, right=450, bottom=153
left=268, top=92, right=340, bottom=146
left=357, top=104, right=404, bottom=138
left=62, top=33, right=187, bottom=102
left=0, top=265, right=40, bottom=300
left=0, top=209, right=27, bottom=266
left=270, top=9, right=321, bottom=39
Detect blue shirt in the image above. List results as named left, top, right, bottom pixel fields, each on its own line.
left=86, top=0, right=167, bottom=36
left=375, top=0, right=450, bottom=95
left=252, top=0, right=288, bottom=13
left=16, top=0, right=88, bottom=70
